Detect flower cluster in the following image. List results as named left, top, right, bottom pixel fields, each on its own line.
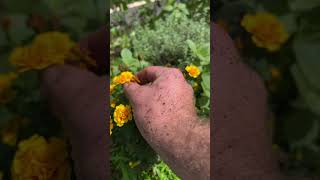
left=112, top=71, right=137, bottom=85
left=110, top=71, right=139, bottom=134
left=11, top=135, right=70, bottom=180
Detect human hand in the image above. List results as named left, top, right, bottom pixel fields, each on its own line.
left=41, top=27, right=109, bottom=180
left=124, top=66, right=210, bottom=179
left=212, top=22, right=282, bottom=180
left=124, top=66, right=196, bottom=147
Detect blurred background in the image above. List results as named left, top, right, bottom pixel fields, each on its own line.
left=0, top=0, right=106, bottom=179
left=1, top=0, right=319, bottom=179
left=214, top=0, right=320, bottom=179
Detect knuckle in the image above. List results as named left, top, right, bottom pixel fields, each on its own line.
left=169, top=68, right=184, bottom=78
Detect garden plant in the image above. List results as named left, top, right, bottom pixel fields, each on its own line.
left=110, top=1, right=210, bottom=179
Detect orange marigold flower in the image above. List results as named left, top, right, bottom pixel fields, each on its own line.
left=113, top=104, right=132, bottom=127
left=9, top=32, right=75, bottom=72
left=241, top=12, right=289, bottom=52
left=112, top=71, right=136, bottom=85
left=185, top=65, right=201, bottom=78
left=12, top=135, right=70, bottom=180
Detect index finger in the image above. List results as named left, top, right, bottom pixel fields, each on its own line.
left=136, top=66, right=166, bottom=84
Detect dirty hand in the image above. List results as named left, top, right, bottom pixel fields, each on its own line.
left=124, top=66, right=210, bottom=180
left=41, top=28, right=109, bottom=180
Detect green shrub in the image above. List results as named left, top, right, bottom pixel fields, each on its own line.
left=131, top=11, right=209, bottom=66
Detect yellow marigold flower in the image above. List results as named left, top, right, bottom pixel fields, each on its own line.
left=113, top=104, right=132, bottom=127
left=12, top=135, right=70, bottom=180
left=112, top=71, right=135, bottom=85
left=9, top=32, right=75, bottom=72
left=185, top=65, right=201, bottom=78
left=0, top=72, right=17, bottom=104
left=110, top=118, right=114, bottom=135
left=241, top=13, right=289, bottom=52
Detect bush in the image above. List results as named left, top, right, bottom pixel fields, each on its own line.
left=131, top=10, right=209, bottom=66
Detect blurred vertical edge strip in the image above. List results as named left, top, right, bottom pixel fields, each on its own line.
left=107, top=0, right=111, bottom=178
left=106, top=0, right=111, bottom=179
left=78, top=0, right=110, bottom=178
left=210, top=1, right=214, bottom=179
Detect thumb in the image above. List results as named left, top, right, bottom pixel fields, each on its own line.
left=123, top=82, right=144, bottom=106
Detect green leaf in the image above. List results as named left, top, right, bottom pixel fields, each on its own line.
left=290, top=0, right=320, bottom=11
left=282, top=108, right=317, bottom=144
left=201, top=72, right=210, bottom=98
left=199, top=96, right=210, bottom=107
left=187, top=40, right=210, bottom=65
left=279, top=13, right=297, bottom=34
left=120, top=49, right=140, bottom=71
left=12, top=70, right=40, bottom=91
left=198, top=44, right=210, bottom=66
left=291, top=64, right=320, bottom=116
left=140, top=60, right=151, bottom=69
left=164, top=5, right=174, bottom=11
left=187, top=40, right=197, bottom=53
left=60, top=16, right=86, bottom=37
left=292, top=119, right=320, bottom=152
left=121, top=48, right=133, bottom=60
left=7, top=14, right=34, bottom=45
left=293, top=32, right=320, bottom=91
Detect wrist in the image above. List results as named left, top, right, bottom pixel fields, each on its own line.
left=159, top=115, right=210, bottom=179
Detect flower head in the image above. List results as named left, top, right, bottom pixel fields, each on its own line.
left=9, top=32, right=75, bottom=72
left=0, top=72, right=17, bottom=104
left=185, top=65, right=200, bottom=78
left=113, top=104, right=132, bottom=127
left=112, top=71, right=135, bottom=85
left=12, top=135, right=70, bottom=180
left=241, top=13, right=289, bottom=52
